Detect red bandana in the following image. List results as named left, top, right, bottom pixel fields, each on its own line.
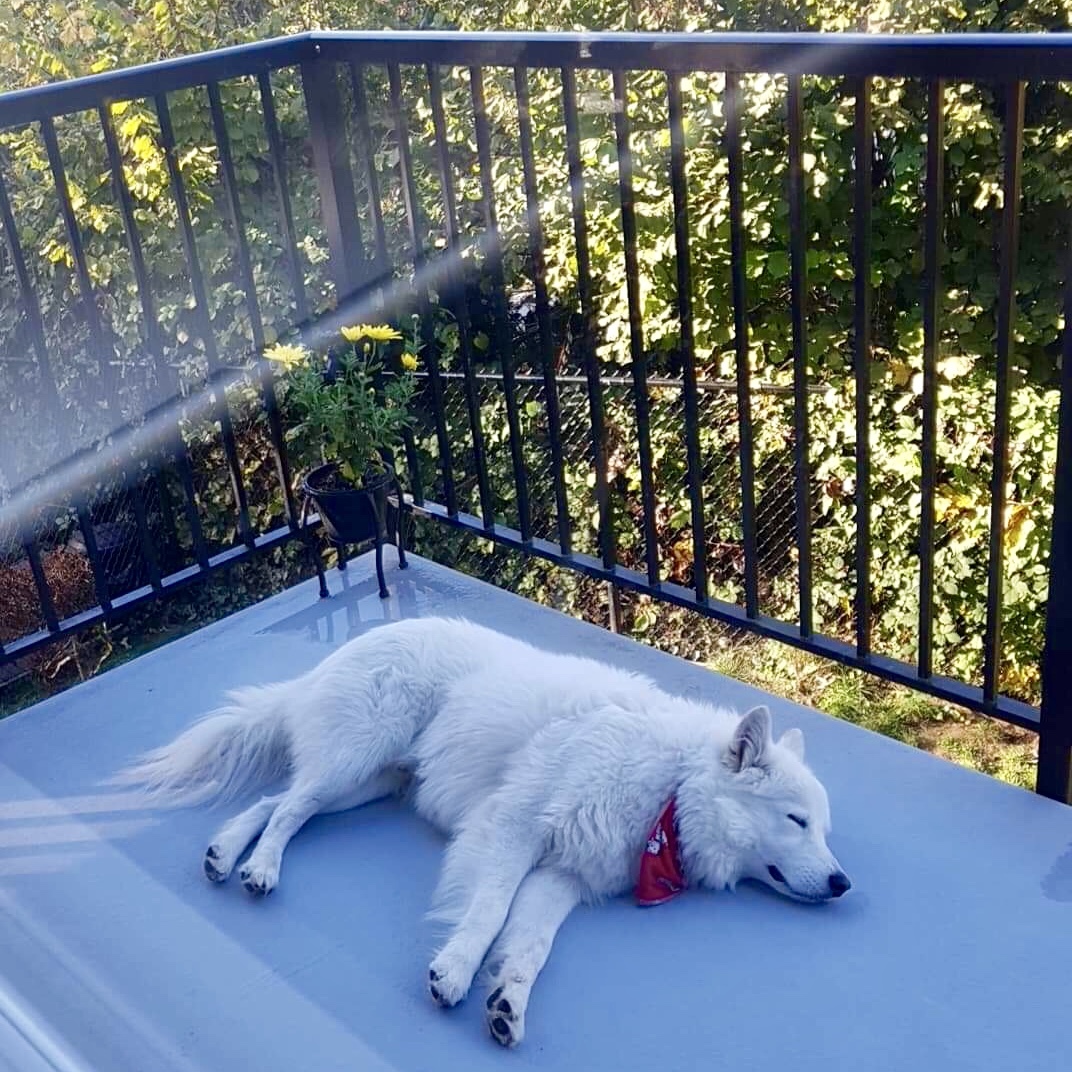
left=635, top=798, right=687, bottom=906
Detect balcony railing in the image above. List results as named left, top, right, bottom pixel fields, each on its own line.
left=1, top=31, right=1071, bottom=802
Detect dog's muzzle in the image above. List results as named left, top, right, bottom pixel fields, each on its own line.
left=767, top=865, right=852, bottom=900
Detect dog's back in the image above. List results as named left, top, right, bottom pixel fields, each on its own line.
left=410, top=642, right=663, bottom=832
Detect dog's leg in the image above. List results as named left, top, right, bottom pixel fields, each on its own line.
left=204, top=768, right=406, bottom=885
left=204, top=794, right=281, bottom=883
left=315, top=766, right=408, bottom=816
left=428, top=823, right=537, bottom=1008
left=482, top=867, right=581, bottom=1048
left=237, top=784, right=323, bottom=896
left=236, top=768, right=404, bottom=896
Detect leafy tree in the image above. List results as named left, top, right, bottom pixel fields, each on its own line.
left=3, top=0, right=1071, bottom=703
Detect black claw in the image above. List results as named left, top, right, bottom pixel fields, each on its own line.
left=429, top=986, right=441, bottom=1002
left=491, top=1017, right=511, bottom=1039
left=205, top=845, right=219, bottom=860
left=486, top=987, right=503, bottom=1010
left=497, top=998, right=513, bottom=1016
left=429, top=969, right=439, bottom=982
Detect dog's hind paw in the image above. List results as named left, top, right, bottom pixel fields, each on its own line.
left=427, top=958, right=470, bottom=1008
left=203, top=844, right=233, bottom=884
left=238, top=861, right=278, bottom=897
left=485, top=985, right=524, bottom=1048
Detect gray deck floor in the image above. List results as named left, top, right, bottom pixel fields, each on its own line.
left=1, top=550, right=1070, bottom=1071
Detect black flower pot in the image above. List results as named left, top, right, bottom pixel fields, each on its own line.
left=301, top=462, right=408, bottom=599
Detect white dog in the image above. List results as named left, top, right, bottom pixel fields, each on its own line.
left=117, top=617, right=850, bottom=1047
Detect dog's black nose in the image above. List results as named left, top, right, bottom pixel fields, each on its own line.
left=828, top=871, right=851, bottom=898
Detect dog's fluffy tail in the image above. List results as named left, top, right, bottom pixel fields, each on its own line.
left=111, top=683, right=293, bottom=807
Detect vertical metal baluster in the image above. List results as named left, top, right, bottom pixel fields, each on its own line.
left=22, top=532, right=60, bottom=633
left=918, top=79, right=945, bottom=679
left=428, top=63, right=493, bottom=527
left=152, top=464, right=182, bottom=567
left=173, top=441, right=210, bottom=568
left=127, top=467, right=163, bottom=592
left=1037, top=210, right=1072, bottom=804
left=788, top=75, right=814, bottom=638
left=563, top=67, right=619, bottom=626
left=349, top=63, right=390, bottom=274
left=667, top=72, right=708, bottom=604
left=853, top=77, right=873, bottom=659
left=612, top=69, right=659, bottom=587
left=563, top=67, right=614, bottom=567
left=471, top=65, right=531, bottom=542
left=300, top=59, right=368, bottom=300
left=387, top=63, right=456, bottom=515
left=515, top=65, right=571, bottom=553
left=983, top=81, right=1025, bottom=703
left=725, top=71, right=759, bottom=617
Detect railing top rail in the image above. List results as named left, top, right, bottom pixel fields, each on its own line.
left=4, top=30, right=1072, bottom=130
left=0, top=33, right=315, bottom=131
left=311, top=29, right=1072, bottom=78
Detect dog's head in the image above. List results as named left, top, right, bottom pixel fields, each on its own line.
left=681, top=706, right=851, bottom=903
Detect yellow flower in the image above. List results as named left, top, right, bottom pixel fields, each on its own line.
left=364, top=324, right=403, bottom=342
left=264, top=343, right=307, bottom=370
left=400, top=353, right=419, bottom=372
left=341, top=324, right=403, bottom=344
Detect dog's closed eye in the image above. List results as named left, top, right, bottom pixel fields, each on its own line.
left=787, top=814, right=808, bottom=829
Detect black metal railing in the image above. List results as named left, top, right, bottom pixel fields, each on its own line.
left=1, top=31, right=1071, bottom=803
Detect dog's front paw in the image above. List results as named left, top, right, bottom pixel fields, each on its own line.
left=427, top=955, right=472, bottom=1008
left=203, top=843, right=234, bottom=884
left=485, top=984, right=525, bottom=1048
left=238, top=860, right=278, bottom=896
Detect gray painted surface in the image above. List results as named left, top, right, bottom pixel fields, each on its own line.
left=0, top=551, right=1069, bottom=1070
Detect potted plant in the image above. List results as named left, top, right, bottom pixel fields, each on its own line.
left=266, top=323, right=419, bottom=598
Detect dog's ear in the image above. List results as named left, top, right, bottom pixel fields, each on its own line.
left=778, top=727, right=805, bottom=761
left=727, top=706, right=772, bottom=771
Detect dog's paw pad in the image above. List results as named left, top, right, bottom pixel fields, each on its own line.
left=203, top=845, right=230, bottom=883
left=428, top=968, right=448, bottom=1007
left=485, top=985, right=523, bottom=1047
left=238, top=864, right=277, bottom=897
left=488, top=1013, right=519, bottom=1048
left=427, top=960, right=468, bottom=1008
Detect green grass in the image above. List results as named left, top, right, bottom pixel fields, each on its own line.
left=0, top=675, right=46, bottom=720
left=705, top=634, right=1037, bottom=791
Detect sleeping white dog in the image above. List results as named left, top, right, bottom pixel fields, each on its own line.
left=117, top=617, right=850, bottom=1047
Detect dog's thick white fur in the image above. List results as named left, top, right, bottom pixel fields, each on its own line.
left=116, top=617, right=849, bottom=1047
